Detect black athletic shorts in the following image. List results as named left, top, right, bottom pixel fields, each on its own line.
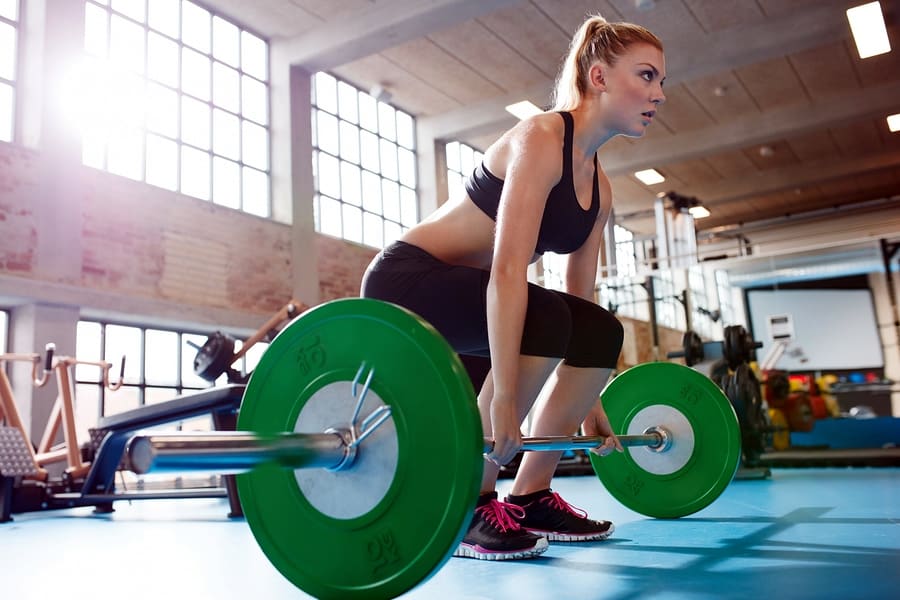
left=361, top=241, right=623, bottom=389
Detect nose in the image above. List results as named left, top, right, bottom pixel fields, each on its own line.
left=653, top=87, right=666, bottom=105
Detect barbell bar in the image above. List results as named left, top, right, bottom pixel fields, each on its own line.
left=126, top=298, right=741, bottom=600
left=127, top=430, right=668, bottom=475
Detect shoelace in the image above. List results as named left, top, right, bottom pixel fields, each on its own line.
left=540, top=492, right=588, bottom=519
left=477, top=499, right=526, bottom=532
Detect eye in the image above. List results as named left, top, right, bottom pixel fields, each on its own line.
left=640, top=71, right=654, bottom=82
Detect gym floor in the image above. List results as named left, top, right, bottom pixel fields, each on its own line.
left=2, top=468, right=898, bottom=600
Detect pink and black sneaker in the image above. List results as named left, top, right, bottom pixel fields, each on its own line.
left=453, top=492, right=549, bottom=560
left=505, top=489, right=614, bottom=542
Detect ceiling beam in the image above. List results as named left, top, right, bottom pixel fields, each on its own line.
left=422, top=0, right=853, bottom=141
left=272, top=0, right=523, bottom=73
left=685, top=151, right=900, bottom=208
left=601, top=79, right=900, bottom=176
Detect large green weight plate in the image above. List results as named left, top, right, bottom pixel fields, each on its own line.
left=237, top=298, right=483, bottom=599
left=589, top=362, right=740, bottom=518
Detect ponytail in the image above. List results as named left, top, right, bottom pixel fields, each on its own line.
left=552, top=15, right=662, bottom=111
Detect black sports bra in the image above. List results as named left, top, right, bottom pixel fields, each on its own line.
left=463, top=111, right=600, bottom=255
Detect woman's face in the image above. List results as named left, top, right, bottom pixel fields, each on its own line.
left=598, top=43, right=666, bottom=138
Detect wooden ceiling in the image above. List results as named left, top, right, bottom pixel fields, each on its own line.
left=203, top=0, right=899, bottom=248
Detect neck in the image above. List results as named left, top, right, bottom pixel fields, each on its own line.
left=568, top=103, right=616, bottom=158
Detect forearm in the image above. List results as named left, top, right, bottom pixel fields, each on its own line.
left=485, top=270, right=528, bottom=399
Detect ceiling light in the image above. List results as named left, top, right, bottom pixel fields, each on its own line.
left=689, top=205, right=711, bottom=219
left=504, top=100, right=542, bottom=120
left=888, top=113, right=900, bottom=132
left=846, top=2, right=891, bottom=59
left=634, top=168, right=665, bottom=185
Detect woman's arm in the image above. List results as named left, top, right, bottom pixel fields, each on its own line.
left=484, top=116, right=563, bottom=465
left=563, top=168, right=612, bottom=300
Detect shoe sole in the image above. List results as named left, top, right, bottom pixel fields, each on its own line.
left=527, top=523, right=615, bottom=542
left=452, top=537, right=549, bottom=561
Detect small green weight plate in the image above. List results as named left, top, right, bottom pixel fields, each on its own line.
left=237, top=298, right=483, bottom=600
left=589, top=362, right=741, bottom=518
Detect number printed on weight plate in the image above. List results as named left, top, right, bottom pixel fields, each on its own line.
left=367, top=529, right=403, bottom=577
left=294, top=335, right=327, bottom=375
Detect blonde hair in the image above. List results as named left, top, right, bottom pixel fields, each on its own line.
left=553, top=15, right=663, bottom=111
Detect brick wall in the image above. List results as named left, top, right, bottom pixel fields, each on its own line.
left=315, top=235, right=378, bottom=302
left=0, top=145, right=40, bottom=275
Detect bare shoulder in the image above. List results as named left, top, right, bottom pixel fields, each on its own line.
left=485, top=112, right=565, bottom=178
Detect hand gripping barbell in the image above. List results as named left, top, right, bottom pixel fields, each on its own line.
left=125, top=298, right=741, bottom=600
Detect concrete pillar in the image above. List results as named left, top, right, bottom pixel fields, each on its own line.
left=9, top=303, right=79, bottom=443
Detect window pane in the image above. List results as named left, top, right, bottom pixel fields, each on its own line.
left=83, top=4, right=108, bottom=58
left=317, top=151, right=340, bottom=199
left=181, top=146, right=211, bottom=200
left=339, top=120, right=359, bottom=164
left=398, top=147, right=416, bottom=188
left=110, top=14, right=145, bottom=75
left=145, top=329, right=179, bottom=385
left=361, top=170, right=381, bottom=214
left=314, top=72, right=337, bottom=113
left=363, top=212, right=383, bottom=249
left=0, top=0, right=18, bottom=20
left=146, top=133, right=178, bottom=191
left=82, top=129, right=106, bottom=169
left=212, top=16, right=240, bottom=67
left=182, top=95, right=211, bottom=150
left=242, top=119, right=268, bottom=170
left=105, top=385, right=141, bottom=416
left=243, top=166, right=269, bottom=217
left=459, top=143, right=475, bottom=174
left=241, top=31, right=267, bottom=80
left=359, top=92, right=377, bottom=132
left=75, top=384, right=101, bottom=444
left=182, top=1, right=211, bottom=53
left=107, top=128, right=143, bottom=181
left=380, top=139, right=398, bottom=181
left=378, top=102, right=396, bottom=141
left=446, top=142, right=460, bottom=171
left=319, top=195, right=342, bottom=237
left=337, top=81, right=358, bottom=123
left=182, top=47, right=211, bottom=101
left=146, top=82, right=178, bottom=137
left=382, top=179, right=400, bottom=222
left=340, top=161, right=361, bottom=206
left=147, top=31, right=179, bottom=88
left=384, top=220, right=402, bottom=246
left=400, top=185, right=417, bottom=227
left=212, top=156, right=240, bottom=208
left=111, top=0, right=145, bottom=23
left=212, top=63, right=240, bottom=113
left=213, top=108, right=240, bottom=160
left=359, top=129, right=379, bottom=172
left=182, top=334, right=210, bottom=388
left=0, top=82, right=11, bottom=142
left=396, top=111, right=414, bottom=149
left=105, top=325, right=142, bottom=384
left=148, top=0, right=179, bottom=38
left=315, top=109, right=338, bottom=156
left=241, top=75, right=267, bottom=125
left=342, top=203, right=362, bottom=243
left=76, top=322, right=103, bottom=382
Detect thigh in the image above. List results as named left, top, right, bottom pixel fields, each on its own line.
left=552, top=291, right=624, bottom=368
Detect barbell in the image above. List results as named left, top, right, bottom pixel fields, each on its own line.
left=126, top=298, right=741, bottom=599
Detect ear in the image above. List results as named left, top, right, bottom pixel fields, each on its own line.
left=588, top=63, right=607, bottom=91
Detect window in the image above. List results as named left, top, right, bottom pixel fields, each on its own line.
left=74, top=319, right=267, bottom=440
left=715, top=270, right=735, bottom=327
left=0, top=0, right=19, bottom=142
left=688, top=266, right=716, bottom=339
left=312, top=72, right=418, bottom=248
left=0, top=309, right=7, bottom=352
left=75, top=0, right=271, bottom=216
left=654, top=271, right=684, bottom=331
left=445, top=140, right=482, bottom=203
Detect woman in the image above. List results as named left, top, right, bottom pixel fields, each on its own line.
left=362, top=15, right=666, bottom=560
